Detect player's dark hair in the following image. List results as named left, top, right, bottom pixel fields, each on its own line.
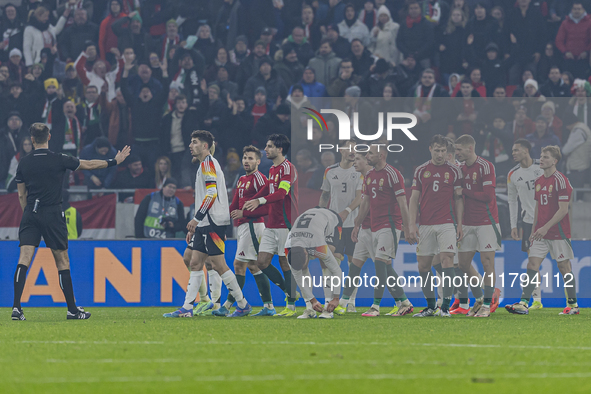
left=267, top=134, right=291, bottom=156
left=542, top=145, right=562, bottom=162
left=455, top=134, right=476, bottom=146
left=191, top=130, right=214, bottom=150
left=243, top=145, right=262, bottom=159
left=288, top=247, right=308, bottom=270
left=29, top=122, right=49, bottom=144
left=514, top=138, right=532, bottom=154
left=429, top=134, right=447, bottom=148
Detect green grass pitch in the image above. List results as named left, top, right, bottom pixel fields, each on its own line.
left=1, top=307, right=591, bottom=393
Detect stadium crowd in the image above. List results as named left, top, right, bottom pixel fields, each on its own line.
left=0, top=0, right=590, bottom=221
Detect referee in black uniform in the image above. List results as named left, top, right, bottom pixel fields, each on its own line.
left=12, top=123, right=130, bottom=321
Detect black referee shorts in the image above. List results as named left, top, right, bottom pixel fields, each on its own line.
left=187, top=223, right=227, bottom=256
left=521, top=223, right=533, bottom=253
left=19, top=205, right=68, bottom=250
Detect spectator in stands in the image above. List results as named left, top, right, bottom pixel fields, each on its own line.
left=154, top=156, right=172, bottom=189
left=476, top=115, right=514, bottom=176
left=2, top=82, right=29, bottom=126
left=204, top=47, right=238, bottom=83
left=512, top=106, right=535, bottom=140
left=511, top=67, right=535, bottom=97
left=36, top=77, right=65, bottom=128
left=525, top=115, right=562, bottom=158
left=395, top=56, right=423, bottom=95
left=451, top=67, right=486, bottom=97
left=463, top=2, right=495, bottom=61
left=212, top=66, right=238, bottom=98
left=238, top=40, right=267, bottom=90
left=327, top=58, right=361, bottom=97
left=127, top=62, right=162, bottom=97
left=507, top=0, right=546, bottom=84
left=23, top=6, right=67, bottom=66
left=540, top=101, right=563, bottom=142
left=301, top=4, right=322, bottom=50
left=469, top=36, right=518, bottom=97
left=479, top=86, right=515, bottom=125
left=7, top=48, right=28, bottom=82
left=102, top=87, right=131, bottom=150
left=283, top=26, right=315, bottom=67
left=79, top=136, right=117, bottom=189
left=4, top=136, right=32, bottom=191
left=454, top=78, right=481, bottom=135
left=568, top=78, right=591, bottom=128
left=0, top=116, right=17, bottom=188
left=243, top=56, right=287, bottom=107
left=540, top=66, right=572, bottom=98
left=308, top=151, right=336, bottom=189
left=258, top=27, right=280, bottom=59
left=521, top=78, right=546, bottom=118
left=250, top=86, right=270, bottom=126
left=322, top=0, right=346, bottom=27
left=396, top=0, right=434, bottom=65
left=423, top=0, right=449, bottom=25
left=325, top=24, right=351, bottom=59
left=188, top=24, right=217, bottom=67
left=170, top=49, right=206, bottom=108
left=157, top=19, right=181, bottom=62
left=293, top=66, right=327, bottom=98
left=99, top=0, right=126, bottom=60
left=338, top=3, right=370, bottom=47
left=561, top=112, right=591, bottom=188
left=537, top=42, right=563, bottom=85
left=160, top=93, right=201, bottom=182
left=223, top=148, right=241, bottom=193
left=349, top=38, right=374, bottom=77
left=370, top=5, right=401, bottom=66
left=361, top=58, right=399, bottom=97
left=141, top=0, right=175, bottom=39
left=0, top=4, right=24, bottom=64
left=49, top=100, right=82, bottom=157
left=273, top=43, right=304, bottom=90
left=113, top=154, right=153, bottom=192
left=251, top=103, right=290, bottom=148
left=58, top=9, right=99, bottom=63
left=76, top=85, right=102, bottom=145
left=225, top=95, right=253, bottom=152
left=286, top=83, right=312, bottom=110
left=0, top=111, right=26, bottom=151
left=308, top=38, right=342, bottom=86
left=229, top=35, right=249, bottom=65
left=121, top=53, right=169, bottom=173
left=135, top=177, right=185, bottom=238
left=213, top=0, right=242, bottom=50
left=79, top=40, right=98, bottom=71
left=203, top=84, right=227, bottom=133
left=75, top=47, right=123, bottom=102
left=111, top=11, right=150, bottom=63
left=359, top=0, right=378, bottom=31
left=295, top=148, right=319, bottom=186
left=555, top=1, right=591, bottom=79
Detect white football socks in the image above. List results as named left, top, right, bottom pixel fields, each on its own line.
left=208, top=270, right=222, bottom=305
left=183, top=270, right=204, bottom=310
left=220, top=270, right=247, bottom=308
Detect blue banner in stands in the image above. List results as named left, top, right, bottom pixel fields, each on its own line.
left=0, top=240, right=589, bottom=308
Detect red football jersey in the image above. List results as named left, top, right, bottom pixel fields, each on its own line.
left=360, top=173, right=372, bottom=230
left=229, top=170, right=268, bottom=226
left=363, top=164, right=405, bottom=231
left=251, top=159, right=299, bottom=229
left=412, top=161, right=462, bottom=225
left=534, top=171, right=572, bottom=240
left=460, top=157, right=499, bottom=226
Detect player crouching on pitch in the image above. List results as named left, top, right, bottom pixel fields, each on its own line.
left=286, top=207, right=344, bottom=319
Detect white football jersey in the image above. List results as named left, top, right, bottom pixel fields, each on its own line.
left=321, top=163, right=362, bottom=228
left=194, top=155, right=231, bottom=227
left=285, top=208, right=341, bottom=249
left=507, top=160, right=543, bottom=227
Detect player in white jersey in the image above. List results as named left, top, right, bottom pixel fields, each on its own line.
left=164, top=130, right=252, bottom=318
left=508, top=139, right=562, bottom=309
left=286, top=207, right=344, bottom=319
left=319, top=140, right=363, bottom=313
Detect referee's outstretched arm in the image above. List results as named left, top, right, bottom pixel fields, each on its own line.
left=77, top=146, right=131, bottom=171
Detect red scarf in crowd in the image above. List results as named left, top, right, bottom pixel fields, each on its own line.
left=406, top=14, right=422, bottom=28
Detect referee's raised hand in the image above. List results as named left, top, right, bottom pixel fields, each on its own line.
left=115, top=146, right=132, bottom=164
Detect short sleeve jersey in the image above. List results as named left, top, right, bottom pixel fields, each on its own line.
left=267, top=159, right=299, bottom=229
left=534, top=171, right=572, bottom=239
left=412, top=160, right=462, bottom=225
left=363, top=164, right=405, bottom=231
left=234, top=171, right=268, bottom=226
left=15, top=149, right=80, bottom=207
left=460, top=157, right=499, bottom=226
left=321, top=163, right=363, bottom=228
left=194, top=155, right=231, bottom=227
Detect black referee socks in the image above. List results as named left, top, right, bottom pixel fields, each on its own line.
left=58, top=269, right=79, bottom=314
left=13, top=264, right=29, bottom=310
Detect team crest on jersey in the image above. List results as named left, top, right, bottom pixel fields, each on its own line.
left=275, top=174, right=279, bottom=182
left=549, top=185, right=553, bottom=193
left=412, top=179, right=417, bottom=187
left=246, top=181, right=251, bottom=190
left=424, top=171, right=431, bottom=178
left=472, top=172, right=477, bottom=181
left=366, top=177, right=371, bottom=185
left=237, top=181, right=241, bottom=188
left=379, top=178, right=384, bottom=187
left=536, top=184, right=541, bottom=192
